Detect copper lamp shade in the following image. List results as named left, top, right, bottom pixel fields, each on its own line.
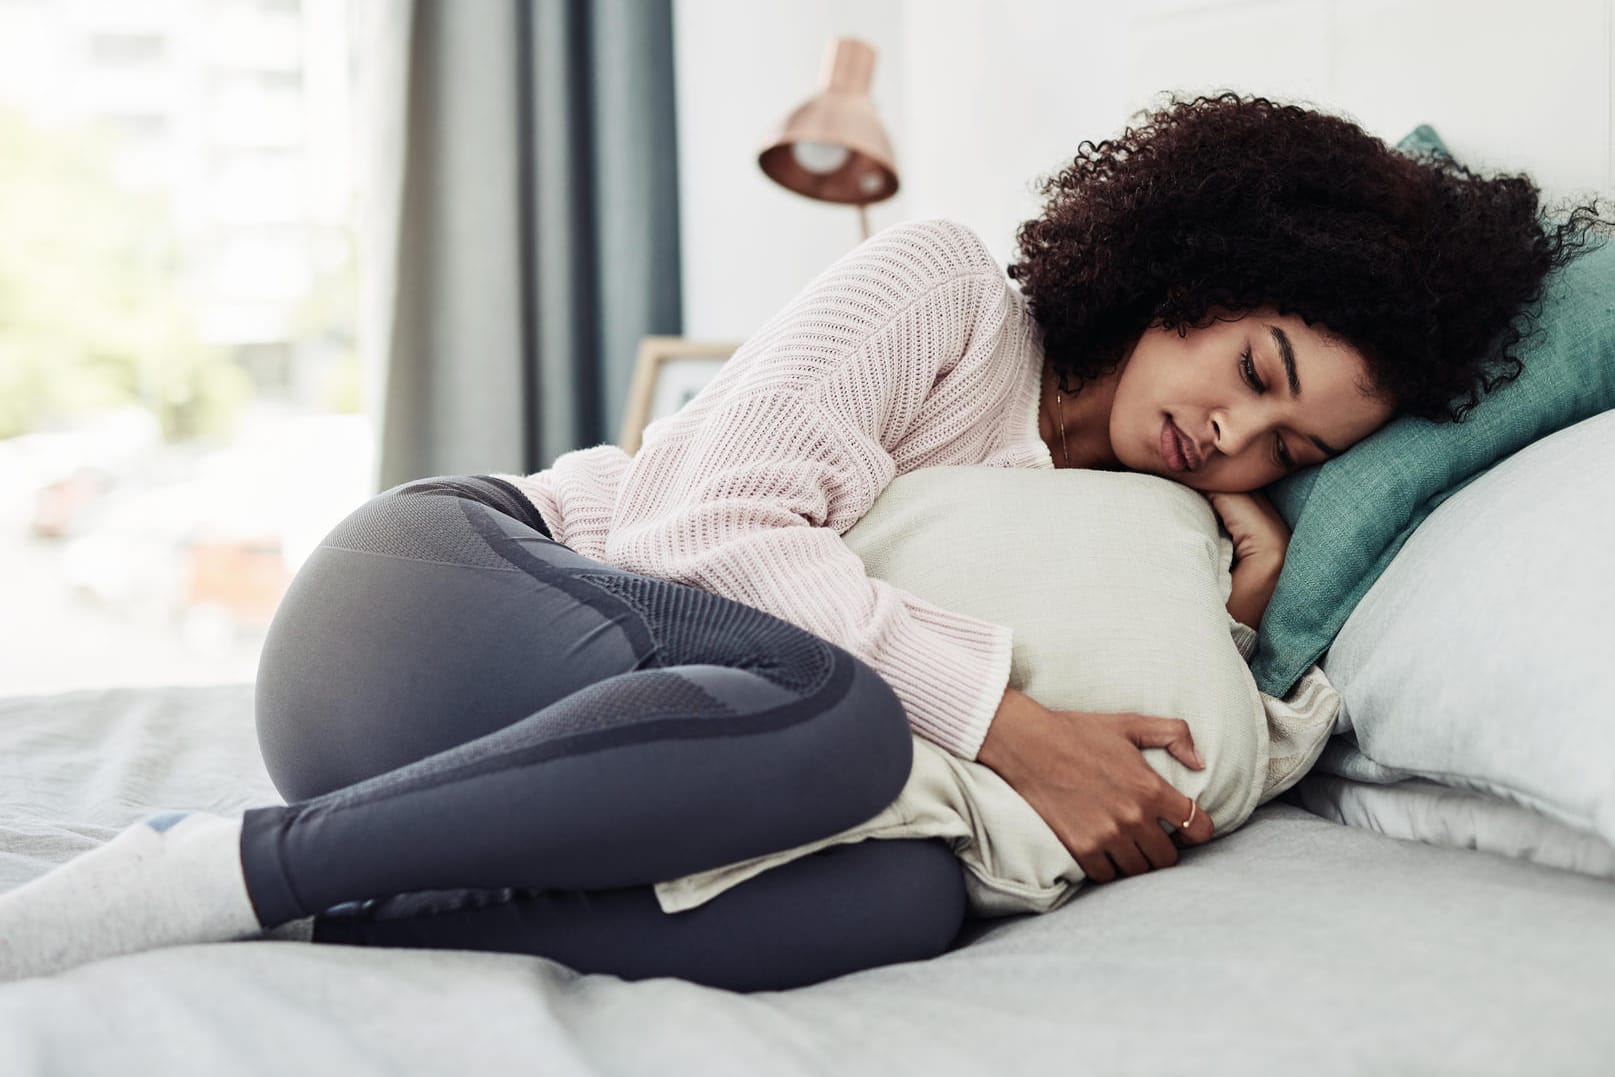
left=758, top=38, right=899, bottom=237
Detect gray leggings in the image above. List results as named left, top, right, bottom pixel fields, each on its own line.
left=246, top=474, right=967, bottom=992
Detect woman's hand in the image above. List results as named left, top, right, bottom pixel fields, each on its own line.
left=1204, top=489, right=1289, bottom=566
left=977, top=687, right=1216, bottom=883
left=1206, top=490, right=1290, bottom=628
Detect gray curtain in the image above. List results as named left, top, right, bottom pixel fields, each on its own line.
left=363, top=0, right=682, bottom=491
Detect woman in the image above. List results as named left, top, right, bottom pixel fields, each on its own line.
left=2, top=93, right=1607, bottom=991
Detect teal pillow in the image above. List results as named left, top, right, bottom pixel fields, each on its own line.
left=1395, top=123, right=1453, bottom=162
left=1253, top=125, right=1615, bottom=697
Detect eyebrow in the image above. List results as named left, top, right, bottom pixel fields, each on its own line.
left=1268, top=323, right=1340, bottom=459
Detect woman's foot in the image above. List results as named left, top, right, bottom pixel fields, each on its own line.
left=0, top=811, right=264, bottom=982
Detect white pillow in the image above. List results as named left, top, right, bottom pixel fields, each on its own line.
left=842, top=465, right=1316, bottom=835
left=1319, top=408, right=1615, bottom=847
left=1291, top=774, right=1615, bottom=880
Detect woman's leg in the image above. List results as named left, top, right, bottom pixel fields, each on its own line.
left=244, top=475, right=966, bottom=990
left=309, top=837, right=967, bottom=993
left=0, top=475, right=966, bottom=990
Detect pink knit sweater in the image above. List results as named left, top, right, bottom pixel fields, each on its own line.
left=494, top=218, right=1054, bottom=761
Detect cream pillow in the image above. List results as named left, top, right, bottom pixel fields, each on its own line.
left=843, top=465, right=1304, bottom=835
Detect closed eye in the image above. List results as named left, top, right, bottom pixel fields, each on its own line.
left=1239, top=347, right=1264, bottom=392
left=1241, top=346, right=1295, bottom=470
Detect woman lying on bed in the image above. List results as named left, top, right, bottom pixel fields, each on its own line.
left=1, top=92, right=1600, bottom=992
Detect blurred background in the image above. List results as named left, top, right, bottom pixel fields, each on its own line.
left=0, top=0, right=367, bottom=693
left=2, top=0, right=1611, bottom=696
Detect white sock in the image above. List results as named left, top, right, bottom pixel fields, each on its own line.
left=0, top=810, right=266, bottom=982
left=262, top=916, right=317, bottom=942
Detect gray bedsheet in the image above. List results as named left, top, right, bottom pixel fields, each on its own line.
left=1, top=683, right=1611, bottom=1076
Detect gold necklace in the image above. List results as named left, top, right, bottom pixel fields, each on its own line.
left=1046, top=365, right=1071, bottom=468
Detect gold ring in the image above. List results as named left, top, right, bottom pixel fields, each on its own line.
left=1181, top=798, right=1197, bottom=829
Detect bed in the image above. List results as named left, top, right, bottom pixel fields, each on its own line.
left=1, top=672, right=1612, bottom=1075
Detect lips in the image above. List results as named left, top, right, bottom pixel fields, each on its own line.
left=1163, top=418, right=1200, bottom=471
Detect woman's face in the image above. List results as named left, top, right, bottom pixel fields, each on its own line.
left=1106, top=305, right=1396, bottom=492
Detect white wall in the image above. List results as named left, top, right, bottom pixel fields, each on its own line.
left=674, top=0, right=1615, bottom=339
left=672, top=0, right=907, bottom=343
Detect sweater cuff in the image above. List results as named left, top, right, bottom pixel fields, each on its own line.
left=874, top=605, right=1014, bottom=762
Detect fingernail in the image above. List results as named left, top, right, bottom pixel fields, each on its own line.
left=1194, top=749, right=1206, bottom=767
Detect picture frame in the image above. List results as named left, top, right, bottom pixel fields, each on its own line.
left=618, top=336, right=743, bottom=455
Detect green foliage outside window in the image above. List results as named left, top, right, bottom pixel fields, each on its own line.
left=0, top=106, right=251, bottom=442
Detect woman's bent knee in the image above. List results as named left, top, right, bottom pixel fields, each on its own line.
left=833, top=655, right=915, bottom=816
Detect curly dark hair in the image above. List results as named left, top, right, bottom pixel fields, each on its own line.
left=1007, top=92, right=1614, bottom=422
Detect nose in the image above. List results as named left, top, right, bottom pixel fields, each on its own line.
left=1208, top=411, right=1258, bottom=457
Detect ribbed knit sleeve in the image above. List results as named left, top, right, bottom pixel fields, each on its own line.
left=603, top=220, right=1019, bottom=760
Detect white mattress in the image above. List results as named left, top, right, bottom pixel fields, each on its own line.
left=2, top=682, right=1614, bottom=1076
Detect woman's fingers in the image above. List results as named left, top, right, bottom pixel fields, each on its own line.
left=1135, top=822, right=1180, bottom=870
left=1113, top=792, right=1203, bottom=877
left=1106, top=840, right=1151, bottom=878
left=1171, top=790, right=1215, bottom=845
left=1076, top=848, right=1116, bottom=884
left=1124, top=715, right=1206, bottom=770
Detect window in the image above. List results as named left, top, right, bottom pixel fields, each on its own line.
left=88, top=33, right=167, bottom=67
left=0, top=0, right=372, bottom=695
